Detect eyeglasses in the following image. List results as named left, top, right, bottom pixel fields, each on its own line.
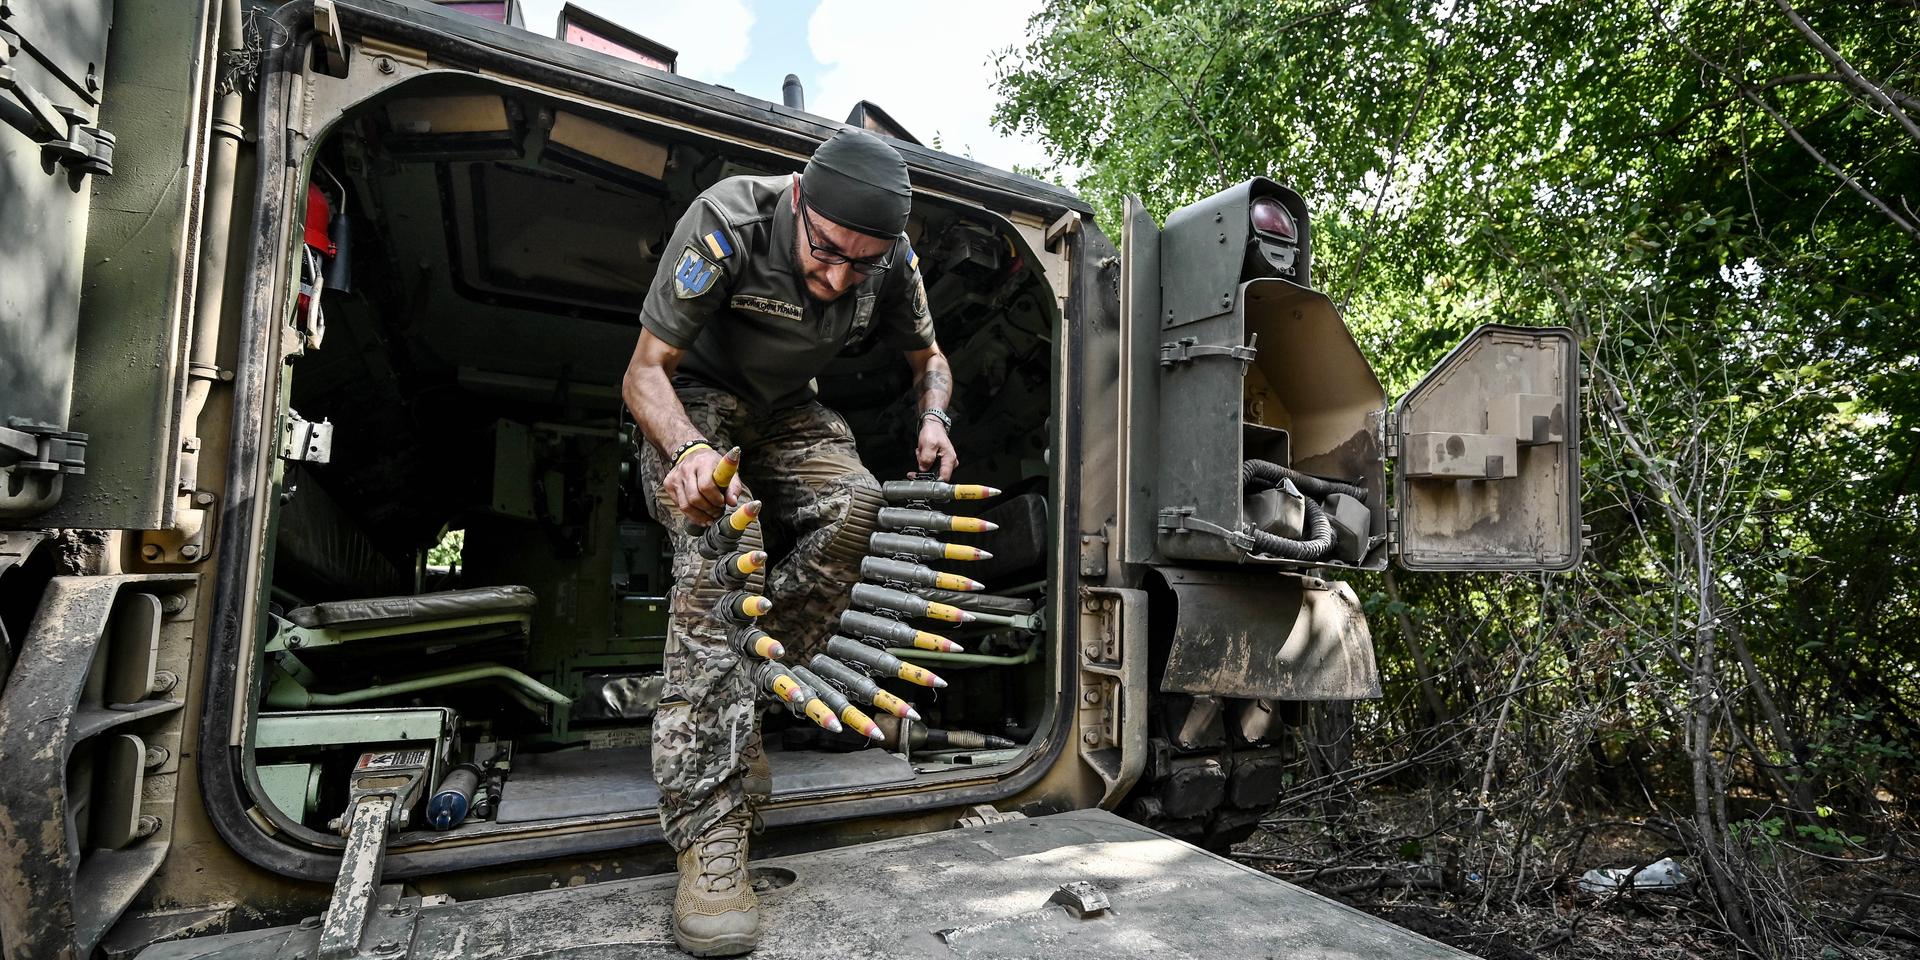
left=798, top=188, right=894, bottom=276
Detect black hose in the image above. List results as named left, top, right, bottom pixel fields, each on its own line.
left=1248, top=496, right=1336, bottom=561
left=1242, top=459, right=1368, bottom=504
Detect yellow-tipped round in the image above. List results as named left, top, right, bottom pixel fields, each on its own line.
left=770, top=674, right=805, bottom=703
left=840, top=705, right=884, bottom=741
left=727, top=499, right=762, bottom=533
left=803, top=698, right=843, bottom=733
left=932, top=571, right=986, bottom=592
left=953, top=484, right=1000, bottom=500
left=731, top=594, right=772, bottom=618
left=941, top=544, right=992, bottom=562
left=751, top=633, right=785, bottom=659
left=910, top=630, right=963, bottom=653
left=899, top=663, right=946, bottom=688
left=948, top=517, right=998, bottom=533
left=873, top=690, right=919, bottom=721
left=711, top=446, right=742, bottom=487
left=923, top=601, right=973, bottom=624
left=732, top=550, right=768, bottom=578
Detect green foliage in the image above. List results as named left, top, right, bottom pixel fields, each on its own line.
left=998, top=1, right=1918, bottom=937
left=427, top=528, right=464, bottom=569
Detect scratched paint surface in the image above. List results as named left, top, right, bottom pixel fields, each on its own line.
left=138, top=809, right=1470, bottom=959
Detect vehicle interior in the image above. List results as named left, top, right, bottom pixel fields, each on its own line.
left=249, top=74, right=1061, bottom=846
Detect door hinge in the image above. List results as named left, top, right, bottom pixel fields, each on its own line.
left=955, top=804, right=1027, bottom=829
left=281, top=411, right=333, bottom=465
left=42, top=105, right=114, bottom=176
left=1157, top=507, right=1255, bottom=553
left=1159, top=335, right=1258, bottom=369
left=1381, top=409, right=1400, bottom=460
left=0, top=419, right=88, bottom=475
left=1, top=50, right=115, bottom=177
left=1386, top=506, right=1400, bottom=554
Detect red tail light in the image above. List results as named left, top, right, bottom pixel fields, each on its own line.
left=1250, top=197, right=1296, bottom=243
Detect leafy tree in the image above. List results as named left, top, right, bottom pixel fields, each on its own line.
left=997, top=0, right=1918, bottom=952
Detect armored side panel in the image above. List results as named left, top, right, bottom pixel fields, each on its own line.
left=36, top=0, right=216, bottom=528
left=2, top=0, right=216, bottom=528
left=0, top=0, right=114, bottom=517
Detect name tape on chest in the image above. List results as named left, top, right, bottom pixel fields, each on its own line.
left=730, top=294, right=804, bottom=322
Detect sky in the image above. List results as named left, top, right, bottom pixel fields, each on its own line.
left=511, top=0, right=1055, bottom=173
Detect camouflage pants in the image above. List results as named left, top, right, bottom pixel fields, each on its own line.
left=640, top=388, right=884, bottom=850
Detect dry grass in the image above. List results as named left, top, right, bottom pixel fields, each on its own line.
left=1231, top=793, right=1920, bottom=960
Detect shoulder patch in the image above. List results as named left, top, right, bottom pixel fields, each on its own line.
left=673, top=246, right=722, bottom=299
left=906, top=245, right=920, bottom=272
left=911, top=274, right=929, bottom=318
left=701, top=230, right=735, bottom=260
left=730, top=294, right=804, bottom=322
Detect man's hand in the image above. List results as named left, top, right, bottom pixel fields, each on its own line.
left=916, top=418, right=957, bottom=480
left=664, top=447, right=745, bottom=524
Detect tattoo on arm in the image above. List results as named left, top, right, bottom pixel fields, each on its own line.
left=916, top=359, right=954, bottom=413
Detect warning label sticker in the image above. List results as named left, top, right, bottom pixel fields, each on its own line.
left=356, top=749, right=430, bottom=771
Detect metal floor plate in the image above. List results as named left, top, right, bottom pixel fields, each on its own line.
left=496, top=746, right=916, bottom=823
left=138, top=808, right=1474, bottom=959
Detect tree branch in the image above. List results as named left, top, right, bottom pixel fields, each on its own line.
left=1656, top=8, right=1920, bottom=240
left=1739, top=85, right=1920, bottom=240
left=1770, top=0, right=1920, bottom=146
left=1104, top=14, right=1229, bottom=184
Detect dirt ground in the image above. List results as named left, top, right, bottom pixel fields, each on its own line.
left=1229, top=794, right=1920, bottom=960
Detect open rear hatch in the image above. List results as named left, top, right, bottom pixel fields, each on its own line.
left=135, top=808, right=1470, bottom=959
left=226, top=49, right=1069, bottom=876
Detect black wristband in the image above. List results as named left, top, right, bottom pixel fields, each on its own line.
left=670, top=438, right=713, bottom=467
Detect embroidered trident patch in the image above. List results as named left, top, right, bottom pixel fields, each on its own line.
left=673, top=246, right=721, bottom=299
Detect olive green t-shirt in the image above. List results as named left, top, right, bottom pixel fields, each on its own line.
left=639, top=174, right=935, bottom=412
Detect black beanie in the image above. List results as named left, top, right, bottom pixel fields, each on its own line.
left=802, top=127, right=912, bottom=239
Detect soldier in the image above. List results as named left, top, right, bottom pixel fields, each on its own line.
left=620, top=128, right=956, bottom=957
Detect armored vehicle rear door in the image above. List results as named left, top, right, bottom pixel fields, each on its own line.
left=1391, top=324, right=1583, bottom=571
left=1118, top=183, right=1581, bottom=574
left=1115, top=185, right=1581, bottom=709
left=2, top=0, right=207, bottom=526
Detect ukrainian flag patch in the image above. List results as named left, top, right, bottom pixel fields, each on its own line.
left=907, top=245, right=919, bottom=272
left=673, top=246, right=721, bottom=299
left=701, top=230, right=734, bottom=260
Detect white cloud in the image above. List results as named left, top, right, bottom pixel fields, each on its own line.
left=517, top=0, right=755, bottom=80
left=806, top=0, right=1052, bottom=174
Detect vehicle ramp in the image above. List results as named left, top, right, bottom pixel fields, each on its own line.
left=138, top=808, right=1472, bottom=959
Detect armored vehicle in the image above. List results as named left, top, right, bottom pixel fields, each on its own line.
left=0, top=1, right=1581, bottom=956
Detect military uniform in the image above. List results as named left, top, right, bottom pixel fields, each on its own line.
left=638, top=173, right=935, bottom=850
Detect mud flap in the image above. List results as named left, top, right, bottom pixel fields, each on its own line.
left=1155, top=567, right=1380, bottom=701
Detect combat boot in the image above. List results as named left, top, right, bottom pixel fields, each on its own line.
left=742, top=729, right=772, bottom=804
left=673, top=806, right=760, bottom=956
